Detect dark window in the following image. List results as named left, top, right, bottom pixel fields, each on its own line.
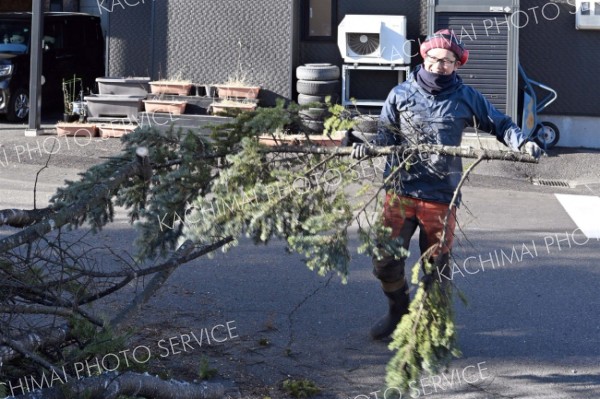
left=45, top=20, right=65, bottom=50
left=581, top=2, right=591, bottom=15
left=0, top=21, right=30, bottom=54
left=302, top=0, right=337, bottom=41
left=49, top=0, right=63, bottom=11
left=45, top=19, right=77, bottom=53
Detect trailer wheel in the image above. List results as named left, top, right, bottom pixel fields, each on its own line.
left=534, top=121, right=560, bottom=149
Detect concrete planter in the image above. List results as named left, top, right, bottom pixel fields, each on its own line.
left=215, top=85, right=260, bottom=99
left=149, top=81, right=192, bottom=96
left=143, top=99, right=187, bottom=115
left=98, top=124, right=138, bottom=138
left=210, top=100, right=257, bottom=115
left=56, top=123, right=97, bottom=137
left=96, top=77, right=151, bottom=96
left=85, top=95, right=145, bottom=119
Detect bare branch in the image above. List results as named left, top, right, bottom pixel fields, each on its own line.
left=0, top=208, right=54, bottom=228
left=0, top=325, right=69, bottom=365
left=110, top=236, right=234, bottom=329
left=262, top=144, right=539, bottom=163
left=0, top=331, right=69, bottom=379
left=0, top=304, right=77, bottom=318
left=9, top=371, right=224, bottom=399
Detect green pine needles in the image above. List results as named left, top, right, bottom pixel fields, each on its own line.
left=386, top=259, right=464, bottom=391
left=44, top=98, right=465, bottom=392
left=184, top=136, right=355, bottom=280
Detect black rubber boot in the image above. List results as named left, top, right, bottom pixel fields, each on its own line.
left=370, top=284, right=410, bottom=340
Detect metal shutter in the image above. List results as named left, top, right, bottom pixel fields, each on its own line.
left=429, top=0, right=520, bottom=121
left=436, top=13, right=509, bottom=113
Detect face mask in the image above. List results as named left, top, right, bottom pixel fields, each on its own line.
left=416, top=66, right=458, bottom=95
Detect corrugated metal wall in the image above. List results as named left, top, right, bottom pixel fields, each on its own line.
left=105, top=2, right=153, bottom=77
left=519, top=0, right=599, bottom=117
left=106, top=0, right=295, bottom=105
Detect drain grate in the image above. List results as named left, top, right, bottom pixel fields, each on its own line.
left=532, top=178, right=573, bottom=188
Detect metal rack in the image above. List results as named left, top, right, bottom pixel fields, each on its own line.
left=341, top=64, right=411, bottom=107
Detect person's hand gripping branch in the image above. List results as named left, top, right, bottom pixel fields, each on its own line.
left=350, top=142, right=374, bottom=160
left=522, top=141, right=543, bottom=160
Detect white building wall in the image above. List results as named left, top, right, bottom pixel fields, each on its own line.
left=462, top=115, right=600, bottom=150
left=543, top=115, right=600, bottom=150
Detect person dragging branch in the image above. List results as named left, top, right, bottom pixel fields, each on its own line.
left=351, top=29, right=542, bottom=340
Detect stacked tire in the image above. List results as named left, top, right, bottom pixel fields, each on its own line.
left=296, top=63, right=340, bottom=134
left=350, top=114, right=379, bottom=144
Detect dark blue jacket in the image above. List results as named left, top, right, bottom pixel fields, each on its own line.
left=376, top=66, right=527, bottom=205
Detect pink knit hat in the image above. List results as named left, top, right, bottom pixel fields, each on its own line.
left=420, top=29, right=469, bottom=65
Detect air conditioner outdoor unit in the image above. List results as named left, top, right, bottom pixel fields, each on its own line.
left=337, top=15, right=410, bottom=65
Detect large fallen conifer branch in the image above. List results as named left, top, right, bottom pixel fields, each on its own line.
left=0, top=102, right=542, bottom=398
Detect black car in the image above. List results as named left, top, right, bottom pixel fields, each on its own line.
left=0, top=12, right=104, bottom=122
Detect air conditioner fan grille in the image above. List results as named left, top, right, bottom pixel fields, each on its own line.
left=347, top=33, right=380, bottom=56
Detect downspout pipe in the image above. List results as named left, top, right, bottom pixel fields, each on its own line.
left=25, top=0, right=44, bottom=136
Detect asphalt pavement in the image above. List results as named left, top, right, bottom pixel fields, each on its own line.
left=1, top=120, right=600, bottom=399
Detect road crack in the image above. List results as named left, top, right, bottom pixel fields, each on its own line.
left=286, top=273, right=334, bottom=352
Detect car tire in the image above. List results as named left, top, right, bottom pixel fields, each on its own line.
left=296, top=65, right=340, bottom=81
left=301, top=119, right=325, bottom=134
left=299, top=107, right=328, bottom=120
left=7, top=87, right=29, bottom=123
left=353, top=115, right=379, bottom=133
left=297, top=94, right=326, bottom=106
left=304, top=63, right=333, bottom=67
left=296, top=80, right=340, bottom=96
left=297, top=93, right=339, bottom=106
left=349, top=130, right=378, bottom=144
